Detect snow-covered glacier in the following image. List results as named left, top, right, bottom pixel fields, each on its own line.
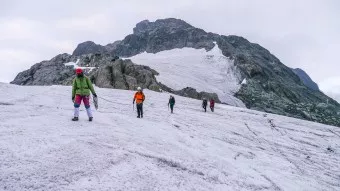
left=0, top=83, right=339, bottom=190
left=127, top=44, right=246, bottom=107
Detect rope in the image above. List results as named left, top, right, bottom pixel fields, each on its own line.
left=98, top=96, right=116, bottom=104
left=98, top=96, right=131, bottom=106
left=97, top=96, right=166, bottom=116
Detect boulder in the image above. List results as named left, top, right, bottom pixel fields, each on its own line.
left=90, top=59, right=162, bottom=91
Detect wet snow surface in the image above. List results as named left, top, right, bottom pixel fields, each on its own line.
left=127, top=44, right=245, bottom=107
left=0, top=83, right=339, bottom=191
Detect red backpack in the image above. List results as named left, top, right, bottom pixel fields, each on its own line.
left=210, top=99, right=215, bottom=107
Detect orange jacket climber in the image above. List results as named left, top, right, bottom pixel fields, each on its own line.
left=133, top=88, right=145, bottom=104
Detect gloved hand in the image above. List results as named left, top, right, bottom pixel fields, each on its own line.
left=93, top=93, right=97, bottom=98
left=72, top=96, right=75, bottom=102
left=133, top=99, right=135, bottom=104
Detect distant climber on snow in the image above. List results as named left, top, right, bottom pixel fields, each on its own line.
left=210, top=99, right=215, bottom=112
left=72, top=68, right=97, bottom=121
left=133, top=87, right=145, bottom=118
left=168, top=95, right=175, bottom=113
left=202, top=98, right=208, bottom=112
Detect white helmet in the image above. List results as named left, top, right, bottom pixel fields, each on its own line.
left=137, top=87, right=142, bottom=91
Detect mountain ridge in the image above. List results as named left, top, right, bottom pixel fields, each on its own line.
left=292, top=68, right=320, bottom=91
left=11, top=18, right=340, bottom=127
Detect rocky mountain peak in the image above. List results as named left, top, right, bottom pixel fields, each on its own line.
left=72, top=41, right=107, bottom=56
left=133, top=18, right=194, bottom=35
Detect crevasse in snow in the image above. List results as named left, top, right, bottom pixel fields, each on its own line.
left=127, top=43, right=245, bottom=107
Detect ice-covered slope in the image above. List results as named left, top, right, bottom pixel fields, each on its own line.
left=127, top=44, right=246, bottom=107
left=0, top=83, right=339, bottom=191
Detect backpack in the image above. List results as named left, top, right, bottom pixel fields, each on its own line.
left=169, top=97, right=175, bottom=104
left=134, top=92, right=145, bottom=103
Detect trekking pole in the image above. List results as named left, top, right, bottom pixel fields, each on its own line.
left=133, top=103, right=135, bottom=111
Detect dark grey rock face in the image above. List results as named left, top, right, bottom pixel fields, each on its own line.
left=105, top=41, right=122, bottom=52
left=222, top=36, right=340, bottom=126
left=292, top=68, right=320, bottom=91
left=133, top=18, right=216, bottom=54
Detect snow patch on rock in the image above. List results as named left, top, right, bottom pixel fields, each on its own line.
left=65, top=59, right=96, bottom=72
left=241, top=78, right=247, bottom=85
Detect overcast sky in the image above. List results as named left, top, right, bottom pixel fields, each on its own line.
left=1, top=0, right=339, bottom=100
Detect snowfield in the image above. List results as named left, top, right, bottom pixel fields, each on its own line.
left=127, top=44, right=246, bottom=107
left=0, top=83, right=339, bottom=191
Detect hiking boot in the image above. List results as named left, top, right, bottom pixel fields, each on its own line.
left=141, top=115, right=143, bottom=118
left=72, top=117, right=79, bottom=121
left=89, top=117, right=93, bottom=122
left=137, top=116, right=140, bottom=118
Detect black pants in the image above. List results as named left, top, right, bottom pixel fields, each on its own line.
left=203, top=105, right=207, bottom=112
left=136, top=103, right=143, bottom=117
left=169, top=104, right=174, bottom=113
left=210, top=106, right=214, bottom=112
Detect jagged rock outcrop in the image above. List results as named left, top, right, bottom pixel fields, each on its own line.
left=11, top=53, right=122, bottom=86
left=11, top=54, right=75, bottom=86
left=11, top=53, right=162, bottom=90
left=174, top=87, right=221, bottom=103
left=90, top=59, right=161, bottom=92
left=292, top=68, right=320, bottom=91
